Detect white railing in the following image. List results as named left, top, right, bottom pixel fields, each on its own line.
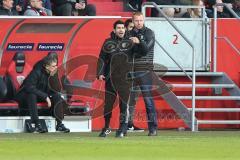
left=142, top=2, right=197, bottom=131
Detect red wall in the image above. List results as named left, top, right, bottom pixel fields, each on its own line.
left=216, top=19, right=240, bottom=84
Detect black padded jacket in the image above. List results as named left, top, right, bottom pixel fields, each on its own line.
left=97, top=31, right=147, bottom=80
left=16, top=60, right=58, bottom=101
left=129, top=26, right=155, bottom=71
left=52, top=0, right=87, bottom=6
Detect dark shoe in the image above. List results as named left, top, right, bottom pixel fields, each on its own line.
left=123, top=130, right=127, bottom=136
left=128, top=125, right=144, bottom=132
left=35, top=123, right=48, bottom=133
left=127, top=2, right=138, bottom=11
left=99, top=128, right=111, bottom=137
left=148, top=130, right=157, bottom=136
left=56, top=124, right=70, bottom=133
left=115, top=130, right=124, bottom=138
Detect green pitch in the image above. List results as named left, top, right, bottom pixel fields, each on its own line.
left=0, top=131, right=240, bottom=160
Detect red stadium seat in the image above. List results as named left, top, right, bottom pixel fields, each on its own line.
left=88, top=0, right=132, bottom=16
left=0, top=52, right=49, bottom=116
left=6, top=52, right=32, bottom=94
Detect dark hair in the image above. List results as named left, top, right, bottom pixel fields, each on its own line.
left=113, top=20, right=125, bottom=29
left=124, top=18, right=133, bottom=28
left=43, top=53, right=58, bottom=67
left=47, top=52, right=58, bottom=61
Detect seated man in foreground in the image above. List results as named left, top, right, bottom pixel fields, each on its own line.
left=15, top=53, right=70, bottom=133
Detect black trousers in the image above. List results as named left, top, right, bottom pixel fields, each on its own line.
left=127, top=0, right=143, bottom=11
left=128, top=86, right=140, bottom=127
left=128, top=71, right=158, bottom=131
left=103, top=78, right=130, bottom=131
left=78, top=4, right=96, bottom=16
left=16, top=92, right=67, bottom=125
left=55, top=3, right=96, bottom=16
left=55, top=3, right=73, bottom=16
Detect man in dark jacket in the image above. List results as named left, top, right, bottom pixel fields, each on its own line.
left=15, top=53, right=70, bottom=133
left=52, top=0, right=96, bottom=16
left=205, top=0, right=232, bottom=18
left=0, top=0, right=18, bottom=15
left=128, top=12, right=158, bottom=136
left=97, top=20, right=147, bottom=138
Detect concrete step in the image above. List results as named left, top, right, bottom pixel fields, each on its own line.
left=198, top=120, right=240, bottom=124
left=169, top=84, right=235, bottom=88
left=177, top=96, right=240, bottom=100
left=0, top=116, right=91, bottom=133
left=188, top=108, right=240, bottom=112
left=156, top=72, right=225, bottom=77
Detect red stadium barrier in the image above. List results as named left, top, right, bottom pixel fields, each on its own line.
left=0, top=17, right=239, bottom=130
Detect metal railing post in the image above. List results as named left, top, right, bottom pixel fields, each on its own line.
left=213, top=6, right=218, bottom=72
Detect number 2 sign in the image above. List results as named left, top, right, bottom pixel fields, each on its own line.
left=173, top=34, right=179, bottom=44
